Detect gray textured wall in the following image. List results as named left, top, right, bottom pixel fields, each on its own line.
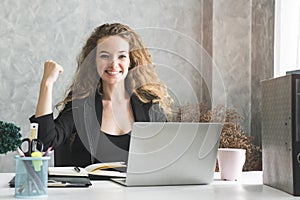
left=251, top=0, right=274, bottom=145
left=213, top=0, right=252, bottom=131
left=0, top=0, right=274, bottom=172
left=213, top=0, right=274, bottom=145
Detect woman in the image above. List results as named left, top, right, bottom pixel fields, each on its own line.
left=30, top=23, right=173, bottom=167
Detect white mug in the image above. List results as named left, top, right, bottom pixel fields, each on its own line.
left=217, top=148, right=246, bottom=181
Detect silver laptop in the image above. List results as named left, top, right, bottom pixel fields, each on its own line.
left=112, top=122, right=223, bottom=186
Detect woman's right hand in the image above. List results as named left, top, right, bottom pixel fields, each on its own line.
left=35, top=60, right=64, bottom=117
left=41, top=60, right=64, bottom=85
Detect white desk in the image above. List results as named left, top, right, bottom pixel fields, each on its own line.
left=0, top=172, right=299, bottom=200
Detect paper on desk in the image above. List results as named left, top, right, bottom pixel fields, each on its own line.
left=48, top=162, right=127, bottom=177
left=48, top=167, right=89, bottom=177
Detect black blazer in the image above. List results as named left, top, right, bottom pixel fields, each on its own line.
left=30, top=92, right=167, bottom=167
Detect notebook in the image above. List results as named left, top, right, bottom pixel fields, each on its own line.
left=48, top=162, right=126, bottom=180
left=111, top=122, right=223, bottom=186
left=9, top=176, right=91, bottom=188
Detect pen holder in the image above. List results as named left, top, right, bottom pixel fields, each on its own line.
left=14, top=155, right=50, bottom=198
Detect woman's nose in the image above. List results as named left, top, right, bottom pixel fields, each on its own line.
left=110, top=58, right=119, bottom=67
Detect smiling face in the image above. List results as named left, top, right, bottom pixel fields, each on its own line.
left=96, top=36, right=130, bottom=85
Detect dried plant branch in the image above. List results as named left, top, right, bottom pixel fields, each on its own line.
left=173, top=103, right=262, bottom=171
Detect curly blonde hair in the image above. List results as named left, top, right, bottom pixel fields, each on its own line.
left=59, top=23, right=173, bottom=119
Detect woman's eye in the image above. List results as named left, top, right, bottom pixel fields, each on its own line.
left=100, top=54, right=109, bottom=59
left=119, top=55, right=127, bottom=59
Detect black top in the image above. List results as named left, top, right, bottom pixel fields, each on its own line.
left=29, top=92, right=167, bottom=167
left=97, top=130, right=130, bottom=163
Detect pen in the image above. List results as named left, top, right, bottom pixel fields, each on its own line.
left=43, top=147, right=53, bottom=157
left=17, top=147, right=25, bottom=157
left=30, top=123, right=39, bottom=140
left=74, top=167, right=81, bottom=173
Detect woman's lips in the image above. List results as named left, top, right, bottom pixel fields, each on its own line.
left=105, top=70, right=122, bottom=75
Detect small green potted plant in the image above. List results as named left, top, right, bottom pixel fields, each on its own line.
left=0, top=121, right=22, bottom=154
